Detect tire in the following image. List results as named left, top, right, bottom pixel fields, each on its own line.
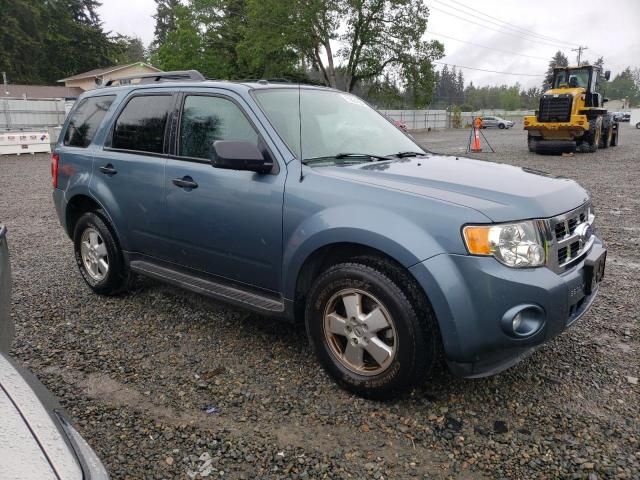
left=611, top=126, right=619, bottom=146
left=73, top=211, right=129, bottom=295
left=580, top=117, right=602, bottom=153
left=600, top=126, right=612, bottom=149
left=527, top=135, right=538, bottom=153
left=305, top=261, right=439, bottom=399
left=498, top=123, right=505, bottom=129
left=636, top=122, right=640, bottom=129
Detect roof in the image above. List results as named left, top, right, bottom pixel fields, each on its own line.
left=1, top=84, right=83, bottom=99
left=57, top=63, right=162, bottom=83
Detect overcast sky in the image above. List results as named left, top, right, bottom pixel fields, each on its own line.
left=99, top=0, right=640, bottom=89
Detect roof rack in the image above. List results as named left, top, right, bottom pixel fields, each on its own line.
left=104, top=70, right=205, bottom=87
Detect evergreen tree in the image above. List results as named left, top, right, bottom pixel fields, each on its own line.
left=543, top=51, right=569, bottom=91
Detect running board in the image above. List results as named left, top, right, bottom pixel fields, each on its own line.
left=129, top=260, right=285, bottom=314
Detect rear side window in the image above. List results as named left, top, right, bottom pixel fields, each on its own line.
left=179, top=95, right=258, bottom=160
left=112, top=95, right=173, bottom=154
left=64, top=95, right=115, bottom=147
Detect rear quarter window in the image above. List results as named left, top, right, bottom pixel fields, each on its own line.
left=63, top=95, right=116, bottom=147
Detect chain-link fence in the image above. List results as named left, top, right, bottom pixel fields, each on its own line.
left=1, top=98, right=70, bottom=145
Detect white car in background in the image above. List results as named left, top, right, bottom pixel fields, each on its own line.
left=480, top=116, right=514, bottom=129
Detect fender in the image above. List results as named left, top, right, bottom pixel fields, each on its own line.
left=64, top=182, right=131, bottom=251
left=282, top=205, right=449, bottom=300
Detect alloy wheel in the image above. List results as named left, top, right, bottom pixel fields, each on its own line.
left=80, top=227, right=109, bottom=282
left=323, top=288, right=397, bottom=376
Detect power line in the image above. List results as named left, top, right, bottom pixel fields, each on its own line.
left=428, top=4, right=574, bottom=50
left=440, top=0, right=579, bottom=48
left=427, top=31, right=550, bottom=61
left=433, top=61, right=544, bottom=77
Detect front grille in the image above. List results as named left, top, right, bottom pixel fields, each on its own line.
left=538, top=94, right=572, bottom=122
left=548, top=203, right=593, bottom=271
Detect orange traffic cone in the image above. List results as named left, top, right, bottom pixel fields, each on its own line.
left=471, top=117, right=483, bottom=152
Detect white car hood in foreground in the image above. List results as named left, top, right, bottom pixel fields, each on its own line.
left=0, top=354, right=82, bottom=479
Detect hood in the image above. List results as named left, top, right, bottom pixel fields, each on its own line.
left=0, top=387, right=58, bottom=480
left=317, top=155, right=589, bottom=222
left=0, top=354, right=83, bottom=479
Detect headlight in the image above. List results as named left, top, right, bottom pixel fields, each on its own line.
left=463, top=221, right=546, bottom=267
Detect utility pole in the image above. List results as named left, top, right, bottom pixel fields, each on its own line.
left=571, top=46, right=588, bottom=65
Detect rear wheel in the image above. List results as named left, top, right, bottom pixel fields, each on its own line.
left=610, top=125, right=619, bottom=147
left=527, top=135, right=538, bottom=153
left=600, top=126, right=612, bottom=149
left=305, top=261, right=439, bottom=399
left=636, top=122, right=640, bottom=129
left=73, top=212, right=129, bottom=295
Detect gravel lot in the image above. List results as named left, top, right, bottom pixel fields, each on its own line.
left=1, top=124, right=638, bottom=479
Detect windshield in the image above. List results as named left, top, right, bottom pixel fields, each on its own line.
left=554, top=69, right=590, bottom=89
left=254, top=89, right=424, bottom=165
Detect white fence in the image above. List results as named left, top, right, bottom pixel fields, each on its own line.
left=1, top=98, right=71, bottom=145
left=380, top=109, right=535, bottom=130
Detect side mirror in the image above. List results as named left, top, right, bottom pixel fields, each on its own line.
left=210, top=141, right=273, bottom=174
left=603, top=98, right=609, bottom=103
left=604, top=70, right=611, bottom=81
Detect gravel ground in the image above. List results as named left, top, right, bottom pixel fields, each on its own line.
left=1, top=124, right=638, bottom=479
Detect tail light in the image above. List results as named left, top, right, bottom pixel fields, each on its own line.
left=51, top=153, right=59, bottom=188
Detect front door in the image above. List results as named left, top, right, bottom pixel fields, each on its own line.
left=164, top=92, right=285, bottom=292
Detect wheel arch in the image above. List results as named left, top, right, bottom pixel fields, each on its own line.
left=65, top=193, right=126, bottom=249
left=289, top=241, right=437, bottom=324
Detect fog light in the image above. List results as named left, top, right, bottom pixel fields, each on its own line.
left=501, top=304, right=545, bottom=338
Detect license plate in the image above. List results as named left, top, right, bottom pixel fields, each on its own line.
left=584, top=247, right=606, bottom=295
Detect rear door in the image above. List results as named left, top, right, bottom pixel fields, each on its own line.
left=90, top=91, right=175, bottom=259
left=163, top=90, right=285, bottom=292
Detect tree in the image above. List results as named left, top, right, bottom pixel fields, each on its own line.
left=608, top=67, right=640, bottom=106
left=0, top=0, right=44, bottom=83
left=152, top=0, right=182, bottom=49
left=113, top=36, right=147, bottom=64
left=543, top=51, right=568, bottom=91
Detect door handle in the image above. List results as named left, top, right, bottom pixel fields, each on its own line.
left=99, top=164, right=117, bottom=175
left=172, top=176, right=198, bottom=190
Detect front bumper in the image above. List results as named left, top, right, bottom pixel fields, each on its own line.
left=410, top=238, right=604, bottom=377
left=524, top=114, right=589, bottom=139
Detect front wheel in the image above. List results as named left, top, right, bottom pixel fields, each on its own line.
left=73, top=212, right=129, bottom=295
left=305, top=261, right=439, bottom=399
left=498, top=123, right=505, bottom=129
left=636, top=122, right=640, bottom=129
left=580, top=117, right=602, bottom=153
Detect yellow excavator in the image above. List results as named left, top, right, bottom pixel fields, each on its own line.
left=524, top=65, right=619, bottom=153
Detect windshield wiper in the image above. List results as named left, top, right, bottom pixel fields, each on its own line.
left=393, top=151, right=427, bottom=158
left=335, top=152, right=391, bottom=161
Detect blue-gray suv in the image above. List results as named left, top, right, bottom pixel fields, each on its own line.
left=52, top=71, right=606, bottom=398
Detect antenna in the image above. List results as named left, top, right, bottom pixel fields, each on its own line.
left=298, top=82, right=304, bottom=182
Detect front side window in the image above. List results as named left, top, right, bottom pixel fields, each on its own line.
left=112, top=95, right=173, bottom=154
left=63, top=95, right=115, bottom=148
left=179, top=95, right=259, bottom=160
left=254, top=89, right=423, bottom=165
